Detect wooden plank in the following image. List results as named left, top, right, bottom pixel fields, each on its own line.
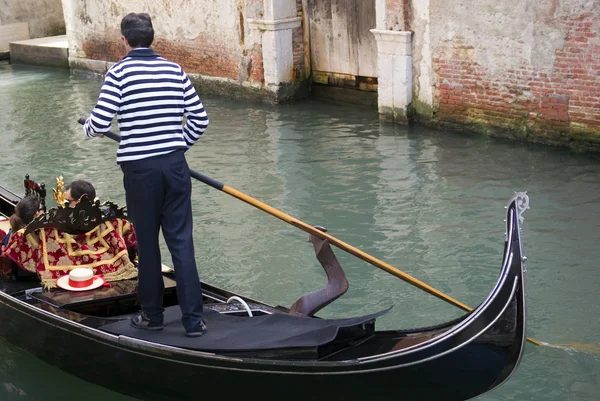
left=311, top=85, right=378, bottom=107
left=0, top=23, right=29, bottom=51
left=308, top=0, right=377, bottom=83
left=308, top=0, right=332, bottom=73
left=329, top=0, right=356, bottom=75
left=357, top=76, right=378, bottom=92
left=312, top=70, right=330, bottom=85
left=312, top=70, right=357, bottom=87
left=356, top=0, right=377, bottom=77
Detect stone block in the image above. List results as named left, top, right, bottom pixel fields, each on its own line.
left=9, top=35, right=68, bottom=68
left=371, top=29, right=412, bottom=56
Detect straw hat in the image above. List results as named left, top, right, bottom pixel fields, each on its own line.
left=56, top=268, right=105, bottom=291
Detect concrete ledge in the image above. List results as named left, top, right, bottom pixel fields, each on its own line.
left=419, top=112, right=600, bottom=154
left=0, top=23, right=29, bottom=52
left=9, top=35, right=68, bottom=68
left=188, top=72, right=280, bottom=103
left=68, top=56, right=115, bottom=75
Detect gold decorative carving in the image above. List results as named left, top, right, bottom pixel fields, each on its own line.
left=52, top=176, right=67, bottom=207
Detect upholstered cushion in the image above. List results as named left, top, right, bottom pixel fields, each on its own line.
left=3, top=218, right=137, bottom=289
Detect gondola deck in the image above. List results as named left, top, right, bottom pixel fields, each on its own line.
left=100, top=305, right=392, bottom=352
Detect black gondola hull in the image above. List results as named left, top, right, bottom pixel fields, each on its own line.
left=0, top=189, right=528, bottom=401
left=0, top=298, right=521, bottom=401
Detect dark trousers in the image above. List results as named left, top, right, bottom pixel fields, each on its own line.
left=121, top=150, right=204, bottom=332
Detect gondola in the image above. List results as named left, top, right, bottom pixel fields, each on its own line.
left=0, top=175, right=529, bottom=401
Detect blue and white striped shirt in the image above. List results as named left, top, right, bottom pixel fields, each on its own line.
left=83, top=48, right=209, bottom=164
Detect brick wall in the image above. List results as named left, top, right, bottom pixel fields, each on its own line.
left=431, top=11, right=600, bottom=147
left=82, top=35, right=241, bottom=81
left=243, top=0, right=265, bottom=85
left=292, top=0, right=305, bottom=81
left=81, top=30, right=123, bottom=63
left=68, top=0, right=309, bottom=99
left=386, top=0, right=409, bottom=31
left=155, top=39, right=240, bottom=81
left=247, top=43, right=265, bottom=85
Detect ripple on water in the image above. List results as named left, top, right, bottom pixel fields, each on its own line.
left=1, top=63, right=600, bottom=401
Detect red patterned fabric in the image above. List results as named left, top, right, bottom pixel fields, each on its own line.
left=4, top=218, right=138, bottom=289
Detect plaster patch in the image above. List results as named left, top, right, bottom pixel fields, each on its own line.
left=429, top=0, right=573, bottom=74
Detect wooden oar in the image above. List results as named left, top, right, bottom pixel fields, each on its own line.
left=77, top=117, right=543, bottom=346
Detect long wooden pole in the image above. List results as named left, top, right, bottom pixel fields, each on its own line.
left=77, top=118, right=542, bottom=346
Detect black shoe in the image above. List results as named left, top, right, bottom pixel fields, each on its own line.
left=130, top=312, right=164, bottom=331
left=186, top=320, right=207, bottom=337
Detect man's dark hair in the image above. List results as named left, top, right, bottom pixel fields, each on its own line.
left=66, top=180, right=96, bottom=202
left=121, top=13, right=154, bottom=48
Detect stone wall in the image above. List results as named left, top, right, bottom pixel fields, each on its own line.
left=0, top=0, right=65, bottom=38
left=62, top=0, right=306, bottom=102
left=63, top=0, right=258, bottom=79
left=411, top=0, right=600, bottom=151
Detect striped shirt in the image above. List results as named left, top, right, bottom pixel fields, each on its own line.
left=83, top=48, right=209, bottom=164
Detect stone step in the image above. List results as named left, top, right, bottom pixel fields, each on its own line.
left=9, top=35, right=68, bottom=68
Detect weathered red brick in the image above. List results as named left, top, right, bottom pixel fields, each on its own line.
left=430, top=12, right=599, bottom=145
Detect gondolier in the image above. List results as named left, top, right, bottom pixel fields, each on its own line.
left=82, top=12, right=210, bottom=336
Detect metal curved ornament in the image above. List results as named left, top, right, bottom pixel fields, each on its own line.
left=514, top=191, right=530, bottom=225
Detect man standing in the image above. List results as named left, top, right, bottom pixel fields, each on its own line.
left=83, top=12, right=209, bottom=337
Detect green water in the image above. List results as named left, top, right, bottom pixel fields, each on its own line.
left=0, top=62, right=599, bottom=400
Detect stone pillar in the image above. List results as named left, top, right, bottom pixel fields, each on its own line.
left=248, top=0, right=301, bottom=98
left=371, top=29, right=413, bottom=122
left=371, top=0, right=413, bottom=122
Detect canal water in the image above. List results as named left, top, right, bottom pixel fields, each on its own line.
left=0, top=61, right=599, bottom=400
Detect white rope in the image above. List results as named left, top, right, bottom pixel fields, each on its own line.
left=226, top=296, right=253, bottom=317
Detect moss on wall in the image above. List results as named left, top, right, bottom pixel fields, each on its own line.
left=411, top=104, right=600, bottom=153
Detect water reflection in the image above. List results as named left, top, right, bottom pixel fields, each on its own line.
left=0, top=341, right=137, bottom=401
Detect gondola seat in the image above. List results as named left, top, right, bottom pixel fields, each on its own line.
left=2, top=195, right=138, bottom=289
